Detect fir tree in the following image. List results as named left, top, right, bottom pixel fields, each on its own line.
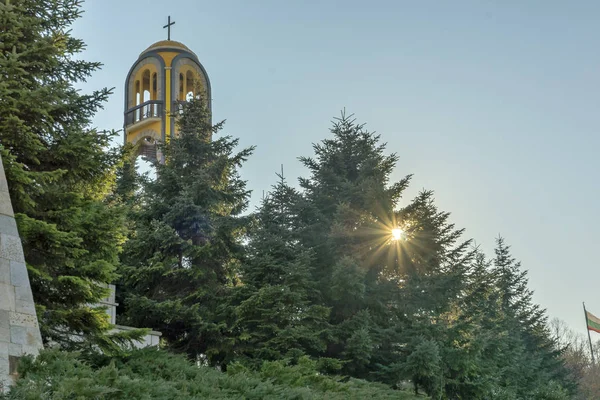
left=230, top=175, right=330, bottom=366
left=372, top=191, right=473, bottom=395
left=296, top=112, right=472, bottom=388
left=491, top=237, right=574, bottom=398
left=0, top=0, right=135, bottom=351
left=118, top=95, right=253, bottom=365
left=296, top=112, right=409, bottom=378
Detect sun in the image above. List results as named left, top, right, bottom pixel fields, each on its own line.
left=391, top=228, right=404, bottom=241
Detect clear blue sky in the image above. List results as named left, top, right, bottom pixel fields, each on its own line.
left=73, top=0, right=600, bottom=336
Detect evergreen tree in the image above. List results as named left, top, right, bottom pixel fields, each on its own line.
left=296, top=112, right=409, bottom=378
left=0, top=0, right=134, bottom=351
left=441, top=250, right=505, bottom=398
left=444, top=241, right=574, bottom=398
left=491, top=237, right=574, bottom=398
left=220, top=110, right=575, bottom=397
left=118, top=95, right=253, bottom=365
left=296, top=112, right=472, bottom=389
left=373, top=191, right=473, bottom=395
left=229, top=175, right=330, bottom=366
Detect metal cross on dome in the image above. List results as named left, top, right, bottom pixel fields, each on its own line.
left=163, top=16, right=175, bottom=40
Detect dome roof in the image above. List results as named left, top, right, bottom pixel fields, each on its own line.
left=139, top=40, right=197, bottom=58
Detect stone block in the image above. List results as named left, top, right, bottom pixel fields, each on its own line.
left=7, top=343, right=21, bottom=357
left=0, top=361, right=8, bottom=377
left=15, top=301, right=35, bottom=316
left=0, top=163, right=7, bottom=194
left=0, top=284, right=15, bottom=311
left=26, top=328, right=40, bottom=347
left=9, top=327, right=27, bottom=346
left=0, top=235, right=24, bottom=263
left=14, top=286, right=33, bottom=303
left=10, top=261, right=29, bottom=287
left=9, top=313, right=37, bottom=328
left=0, top=216, right=18, bottom=237
left=9, top=327, right=38, bottom=347
left=0, top=311, right=8, bottom=329
left=0, top=329, right=9, bottom=345
left=0, top=343, right=8, bottom=358
left=20, top=345, right=39, bottom=357
left=0, top=259, right=9, bottom=286
left=0, top=191, right=13, bottom=218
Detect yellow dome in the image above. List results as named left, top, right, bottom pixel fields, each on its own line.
left=140, top=40, right=196, bottom=58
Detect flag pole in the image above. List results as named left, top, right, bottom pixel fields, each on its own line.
left=583, top=302, right=596, bottom=365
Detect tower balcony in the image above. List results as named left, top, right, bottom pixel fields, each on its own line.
left=125, top=100, right=164, bottom=127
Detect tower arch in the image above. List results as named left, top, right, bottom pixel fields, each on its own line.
left=126, top=56, right=164, bottom=110
left=123, top=40, right=211, bottom=163
left=136, top=129, right=162, bottom=162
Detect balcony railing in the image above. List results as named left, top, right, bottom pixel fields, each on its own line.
left=125, top=100, right=163, bottom=126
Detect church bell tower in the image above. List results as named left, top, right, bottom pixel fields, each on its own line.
left=124, top=17, right=211, bottom=162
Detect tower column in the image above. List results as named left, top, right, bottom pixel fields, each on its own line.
left=165, top=66, right=172, bottom=141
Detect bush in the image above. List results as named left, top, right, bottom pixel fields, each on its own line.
left=3, top=349, right=424, bottom=399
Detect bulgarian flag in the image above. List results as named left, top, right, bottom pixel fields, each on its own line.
left=586, top=310, right=600, bottom=334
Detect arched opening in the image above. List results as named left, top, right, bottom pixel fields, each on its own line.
left=186, top=70, right=195, bottom=100
left=139, top=136, right=157, bottom=160
left=152, top=73, right=157, bottom=100
left=135, top=81, right=141, bottom=105
left=126, top=60, right=163, bottom=128
left=141, top=69, right=151, bottom=94
left=137, top=136, right=158, bottom=180
left=141, top=70, right=151, bottom=117
left=134, top=80, right=141, bottom=122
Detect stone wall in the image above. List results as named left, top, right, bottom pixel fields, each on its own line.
left=0, top=155, right=43, bottom=391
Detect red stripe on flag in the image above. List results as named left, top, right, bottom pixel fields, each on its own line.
left=588, top=326, right=600, bottom=334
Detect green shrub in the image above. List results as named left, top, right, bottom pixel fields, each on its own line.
left=3, top=349, right=424, bottom=400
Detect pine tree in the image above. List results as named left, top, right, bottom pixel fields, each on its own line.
left=118, top=95, right=253, bottom=365
left=0, top=0, right=134, bottom=351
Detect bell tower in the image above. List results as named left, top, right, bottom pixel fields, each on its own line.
left=124, top=17, right=211, bottom=162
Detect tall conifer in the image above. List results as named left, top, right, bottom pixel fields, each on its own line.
left=296, top=113, right=471, bottom=385
left=230, top=175, right=330, bottom=366
left=0, top=0, right=132, bottom=350
left=118, top=96, right=253, bottom=365
left=491, top=237, right=573, bottom=398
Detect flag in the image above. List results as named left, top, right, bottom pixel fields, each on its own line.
left=586, top=310, right=600, bottom=333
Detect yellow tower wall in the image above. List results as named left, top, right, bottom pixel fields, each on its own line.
left=123, top=40, right=212, bottom=161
